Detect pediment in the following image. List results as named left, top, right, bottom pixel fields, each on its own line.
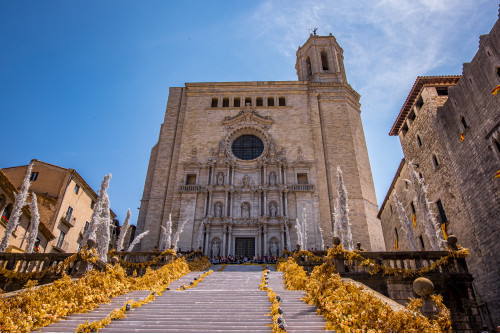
left=222, top=108, right=274, bottom=127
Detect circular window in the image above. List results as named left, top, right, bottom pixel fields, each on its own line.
left=231, top=134, right=264, bottom=160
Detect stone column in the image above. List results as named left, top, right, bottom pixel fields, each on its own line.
left=257, top=225, right=261, bottom=256
left=205, top=226, right=211, bottom=256
left=264, top=191, right=268, bottom=215
left=222, top=225, right=227, bottom=257
left=280, top=224, right=285, bottom=253
left=203, top=191, right=209, bottom=216
left=258, top=191, right=261, bottom=216
left=208, top=190, right=214, bottom=216
left=263, top=165, right=267, bottom=184
left=228, top=225, right=233, bottom=256
left=284, top=190, right=288, bottom=217
left=279, top=190, right=283, bottom=216
left=283, top=165, right=287, bottom=184
left=263, top=225, right=268, bottom=256
left=224, top=191, right=228, bottom=217
left=229, top=191, right=233, bottom=217
left=254, top=237, right=258, bottom=257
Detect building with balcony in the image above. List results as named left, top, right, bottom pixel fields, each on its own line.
left=2, top=160, right=116, bottom=253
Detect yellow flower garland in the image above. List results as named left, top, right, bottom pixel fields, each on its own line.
left=0, top=248, right=98, bottom=282
left=279, top=245, right=470, bottom=279
left=0, top=258, right=190, bottom=333
left=107, top=249, right=177, bottom=268
left=278, top=258, right=452, bottom=333
left=176, top=270, right=213, bottom=290
left=260, top=269, right=286, bottom=333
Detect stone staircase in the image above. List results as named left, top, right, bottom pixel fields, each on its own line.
left=35, top=265, right=330, bottom=333
left=266, top=267, right=330, bottom=333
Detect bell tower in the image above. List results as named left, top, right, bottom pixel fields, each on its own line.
left=295, top=32, right=347, bottom=83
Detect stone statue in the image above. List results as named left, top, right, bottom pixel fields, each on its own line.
left=217, top=172, right=224, bottom=185
left=269, top=241, right=278, bottom=257
left=269, top=172, right=276, bottom=186
left=242, top=203, right=250, bottom=218
left=270, top=203, right=277, bottom=217
left=211, top=241, right=220, bottom=257
left=215, top=203, right=222, bottom=217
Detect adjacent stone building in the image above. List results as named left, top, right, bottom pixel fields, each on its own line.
left=0, top=169, right=55, bottom=253
left=137, top=33, right=386, bottom=257
left=379, top=15, right=500, bottom=327
left=2, top=160, right=117, bottom=253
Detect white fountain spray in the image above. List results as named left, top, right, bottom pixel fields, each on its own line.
left=334, top=166, right=353, bottom=250
left=172, top=219, right=188, bottom=250
left=294, top=218, right=303, bottom=249
left=284, top=222, right=291, bottom=250
left=96, top=191, right=111, bottom=261
left=116, top=209, right=131, bottom=251
left=394, top=192, right=418, bottom=251
left=26, top=192, right=40, bottom=253
left=82, top=174, right=111, bottom=247
left=301, top=207, right=308, bottom=249
left=0, top=161, right=34, bottom=252
left=128, top=231, right=149, bottom=252
left=405, top=162, right=445, bottom=251
left=317, top=224, right=325, bottom=250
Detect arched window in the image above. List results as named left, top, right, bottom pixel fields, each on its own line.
left=2, top=203, right=12, bottom=221
left=305, top=57, right=312, bottom=78
left=321, top=51, right=329, bottom=71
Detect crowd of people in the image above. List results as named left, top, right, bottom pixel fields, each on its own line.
left=210, top=255, right=278, bottom=264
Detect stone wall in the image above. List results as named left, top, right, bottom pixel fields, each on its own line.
left=436, top=17, right=500, bottom=327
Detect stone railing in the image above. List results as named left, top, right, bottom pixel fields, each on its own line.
left=290, top=184, right=315, bottom=192
left=0, top=252, right=107, bottom=292
left=294, top=236, right=482, bottom=332
left=111, top=250, right=202, bottom=275
left=179, top=185, right=202, bottom=193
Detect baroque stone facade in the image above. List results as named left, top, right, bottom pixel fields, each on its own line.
left=379, top=15, right=500, bottom=327
left=137, top=34, right=385, bottom=258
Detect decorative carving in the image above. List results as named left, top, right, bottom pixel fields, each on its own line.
left=270, top=202, right=278, bottom=217
left=241, top=202, right=250, bottom=218
left=239, top=174, right=255, bottom=189
left=222, top=108, right=273, bottom=128
left=184, top=146, right=201, bottom=167
left=269, top=172, right=277, bottom=186
left=208, top=140, right=234, bottom=166
left=211, top=240, right=220, bottom=257
left=293, top=145, right=312, bottom=167
left=214, top=202, right=222, bottom=217
left=217, top=172, right=224, bottom=185
left=296, top=146, right=305, bottom=162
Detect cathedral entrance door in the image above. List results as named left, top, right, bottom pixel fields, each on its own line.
left=235, top=238, right=255, bottom=258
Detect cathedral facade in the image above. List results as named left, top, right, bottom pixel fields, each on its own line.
left=136, top=34, right=385, bottom=256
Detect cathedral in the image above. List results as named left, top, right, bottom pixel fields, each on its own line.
left=136, top=33, right=386, bottom=256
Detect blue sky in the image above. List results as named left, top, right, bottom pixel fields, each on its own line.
left=1, top=0, right=498, bottom=225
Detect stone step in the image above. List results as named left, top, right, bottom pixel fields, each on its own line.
left=35, top=265, right=332, bottom=333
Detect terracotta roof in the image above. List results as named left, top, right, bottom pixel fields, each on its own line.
left=389, top=76, right=461, bottom=136
left=3, top=160, right=116, bottom=218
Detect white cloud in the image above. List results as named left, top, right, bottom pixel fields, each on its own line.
left=247, top=0, right=496, bottom=204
